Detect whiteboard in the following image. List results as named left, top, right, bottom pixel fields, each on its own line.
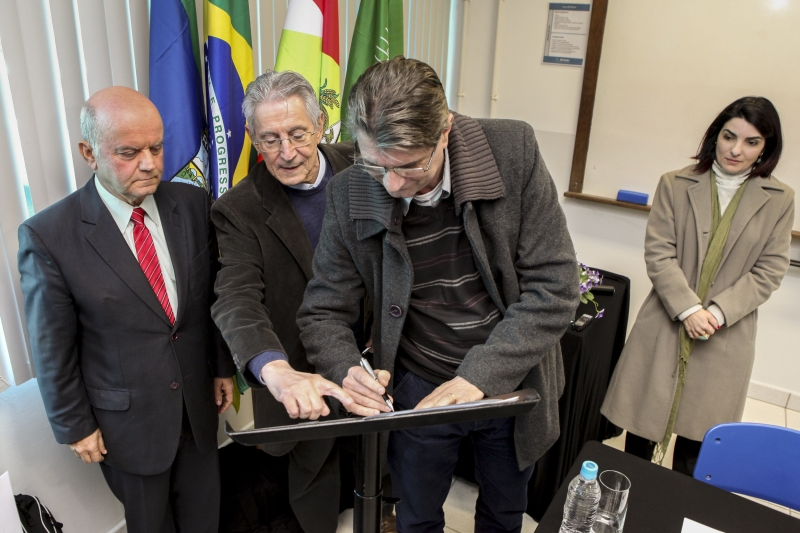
left=582, top=0, right=800, bottom=231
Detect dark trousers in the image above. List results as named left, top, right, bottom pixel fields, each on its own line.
left=624, top=431, right=702, bottom=477
left=100, top=421, right=220, bottom=533
left=388, top=364, right=534, bottom=533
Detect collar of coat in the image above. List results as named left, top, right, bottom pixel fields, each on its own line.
left=256, top=142, right=354, bottom=280
left=675, top=165, right=785, bottom=193
left=675, top=165, right=788, bottom=271
left=261, top=142, right=354, bottom=215
left=348, top=112, right=505, bottom=229
left=674, top=165, right=787, bottom=228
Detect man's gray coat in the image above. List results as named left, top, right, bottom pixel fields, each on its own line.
left=298, top=114, right=579, bottom=469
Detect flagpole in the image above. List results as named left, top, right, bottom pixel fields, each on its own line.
left=456, top=0, right=470, bottom=113
left=489, top=0, right=504, bottom=118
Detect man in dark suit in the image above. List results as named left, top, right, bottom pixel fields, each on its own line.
left=18, top=86, right=236, bottom=533
left=211, top=70, right=357, bottom=533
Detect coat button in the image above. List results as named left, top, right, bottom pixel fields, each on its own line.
left=171, top=333, right=178, bottom=341
left=170, top=382, right=179, bottom=390
left=389, top=304, right=403, bottom=318
left=393, top=216, right=400, bottom=225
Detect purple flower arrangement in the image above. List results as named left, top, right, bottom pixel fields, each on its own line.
left=579, top=262, right=604, bottom=318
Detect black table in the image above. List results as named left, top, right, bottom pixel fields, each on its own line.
left=537, top=441, right=800, bottom=532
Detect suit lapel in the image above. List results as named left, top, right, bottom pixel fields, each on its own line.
left=717, top=178, right=771, bottom=271
left=320, top=142, right=355, bottom=174
left=261, top=173, right=315, bottom=280
left=685, top=171, right=712, bottom=283
left=156, top=187, right=186, bottom=328
left=82, top=180, right=173, bottom=327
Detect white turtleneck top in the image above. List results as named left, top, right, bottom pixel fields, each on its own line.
left=712, top=160, right=750, bottom=214
left=677, top=161, right=752, bottom=328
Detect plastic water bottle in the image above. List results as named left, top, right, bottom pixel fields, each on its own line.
left=559, top=461, right=601, bottom=533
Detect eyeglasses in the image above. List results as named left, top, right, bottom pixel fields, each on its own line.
left=355, top=145, right=437, bottom=179
left=252, top=130, right=317, bottom=153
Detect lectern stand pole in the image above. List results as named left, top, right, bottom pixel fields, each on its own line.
left=354, top=432, right=381, bottom=533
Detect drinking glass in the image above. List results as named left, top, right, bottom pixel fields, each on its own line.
left=592, top=470, right=630, bottom=533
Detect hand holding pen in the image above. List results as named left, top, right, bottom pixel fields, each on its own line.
left=341, top=347, right=395, bottom=416
left=360, top=348, right=394, bottom=412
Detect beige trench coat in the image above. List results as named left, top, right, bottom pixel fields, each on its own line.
left=601, top=166, right=795, bottom=442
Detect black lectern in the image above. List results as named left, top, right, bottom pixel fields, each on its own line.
left=226, top=389, right=540, bottom=533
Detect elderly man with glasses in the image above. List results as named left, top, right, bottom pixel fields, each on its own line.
left=211, top=70, right=358, bottom=533
left=298, top=57, right=579, bottom=533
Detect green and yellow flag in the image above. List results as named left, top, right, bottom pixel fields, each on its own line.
left=275, top=0, right=342, bottom=143
left=204, top=0, right=254, bottom=198
left=340, top=0, right=404, bottom=140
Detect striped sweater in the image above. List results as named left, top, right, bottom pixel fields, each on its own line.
left=397, top=197, right=500, bottom=384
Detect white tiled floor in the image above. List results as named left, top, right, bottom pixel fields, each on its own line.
left=741, top=398, right=787, bottom=427
left=336, top=396, right=800, bottom=532
left=786, top=408, right=800, bottom=431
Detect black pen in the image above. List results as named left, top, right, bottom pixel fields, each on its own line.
left=359, top=347, right=394, bottom=412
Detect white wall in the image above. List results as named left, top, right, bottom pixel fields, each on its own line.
left=456, top=0, right=800, bottom=396
left=0, top=379, right=254, bottom=533
left=582, top=0, right=800, bottom=207
left=0, top=380, right=123, bottom=532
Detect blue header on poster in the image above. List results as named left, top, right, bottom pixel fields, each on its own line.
left=549, top=3, right=590, bottom=11
left=543, top=56, right=584, bottom=65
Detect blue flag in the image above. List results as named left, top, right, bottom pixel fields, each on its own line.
left=149, top=0, right=209, bottom=189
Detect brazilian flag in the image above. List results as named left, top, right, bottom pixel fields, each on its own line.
left=204, top=0, right=254, bottom=199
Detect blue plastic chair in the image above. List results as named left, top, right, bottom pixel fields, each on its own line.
left=694, top=422, right=800, bottom=511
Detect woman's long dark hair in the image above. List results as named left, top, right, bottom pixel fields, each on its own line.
left=693, top=96, right=782, bottom=178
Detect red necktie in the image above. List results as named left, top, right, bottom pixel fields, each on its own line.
left=131, top=207, right=175, bottom=325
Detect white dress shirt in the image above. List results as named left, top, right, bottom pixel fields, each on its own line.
left=402, top=148, right=452, bottom=215
left=285, top=149, right=328, bottom=190
left=95, top=178, right=179, bottom=319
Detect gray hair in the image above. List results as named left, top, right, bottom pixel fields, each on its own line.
left=242, top=70, right=321, bottom=130
left=80, top=101, right=108, bottom=151
left=345, top=56, right=449, bottom=150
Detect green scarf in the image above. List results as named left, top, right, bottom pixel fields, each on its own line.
left=653, top=172, right=749, bottom=464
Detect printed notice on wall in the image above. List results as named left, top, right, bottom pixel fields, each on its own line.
left=543, top=3, right=591, bottom=66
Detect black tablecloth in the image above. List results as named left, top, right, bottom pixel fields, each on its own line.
left=536, top=441, right=800, bottom=532
left=455, top=269, right=630, bottom=521
left=527, top=269, right=630, bottom=520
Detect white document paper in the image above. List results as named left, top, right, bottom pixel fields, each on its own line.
left=681, top=517, right=725, bottom=533
left=0, top=472, right=21, bottom=533
left=366, top=396, right=520, bottom=417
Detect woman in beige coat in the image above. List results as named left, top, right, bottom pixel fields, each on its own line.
left=601, top=97, right=795, bottom=476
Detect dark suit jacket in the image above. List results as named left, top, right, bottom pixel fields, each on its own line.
left=18, top=179, right=235, bottom=476
left=211, top=143, right=354, bottom=427
left=211, top=144, right=354, bottom=533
